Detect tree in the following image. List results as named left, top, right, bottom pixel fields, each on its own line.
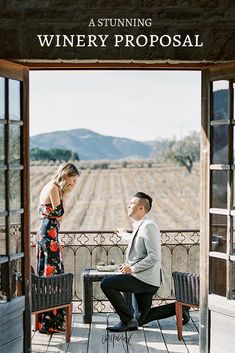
left=30, top=147, right=51, bottom=161
left=70, top=151, right=79, bottom=161
left=49, top=148, right=72, bottom=162
left=30, top=147, right=79, bottom=162
left=162, top=132, right=200, bottom=173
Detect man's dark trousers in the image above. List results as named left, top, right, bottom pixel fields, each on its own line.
left=101, top=273, right=158, bottom=323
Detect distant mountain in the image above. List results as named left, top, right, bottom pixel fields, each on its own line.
left=30, top=128, right=153, bottom=160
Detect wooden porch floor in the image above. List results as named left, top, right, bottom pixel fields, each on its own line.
left=32, top=311, right=199, bottom=353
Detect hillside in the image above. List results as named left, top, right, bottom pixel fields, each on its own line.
left=30, top=128, right=153, bottom=160
left=30, top=164, right=200, bottom=231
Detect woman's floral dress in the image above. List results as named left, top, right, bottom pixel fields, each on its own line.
left=36, top=202, right=65, bottom=333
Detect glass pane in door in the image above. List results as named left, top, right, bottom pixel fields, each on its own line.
left=9, top=124, right=21, bottom=164
left=231, top=261, right=235, bottom=299
left=0, top=77, right=5, bottom=120
left=0, top=124, right=4, bottom=165
left=232, top=217, right=235, bottom=254
left=11, top=258, right=23, bottom=298
left=232, top=170, right=235, bottom=208
left=0, top=217, right=8, bottom=303
left=210, top=214, right=227, bottom=253
left=212, top=80, right=229, bottom=120
left=211, top=170, right=227, bottom=209
left=0, top=262, right=7, bottom=302
left=233, top=126, right=235, bottom=165
left=0, top=171, right=5, bottom=212
left=211, top=125, right=228, bottom=164
left=9, top=79, right=21, bottom=121
left=210, top=257, right=226, bottom=297
left=0, top=217, right=6, bottom=256
left=10, top=215, right=22, bottom=255
left=9, top=169, right=21, bottom=210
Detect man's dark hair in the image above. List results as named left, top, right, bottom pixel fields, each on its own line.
left=133, top=192, right=153, bottom=212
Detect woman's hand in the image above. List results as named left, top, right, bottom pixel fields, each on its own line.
left=64, top=176, right=78, bottom=193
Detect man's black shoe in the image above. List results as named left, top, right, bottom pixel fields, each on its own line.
left=107, top=318, right=138, bottom=332
left=182, top=306, right=190, bottom=325
left=137, top=317, right=147, bottom=327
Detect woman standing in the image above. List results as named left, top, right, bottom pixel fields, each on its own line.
left=36, top=162, right=80, bottom=333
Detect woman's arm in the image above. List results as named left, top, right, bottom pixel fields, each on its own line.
left=49, top=184, right=61, bottom=209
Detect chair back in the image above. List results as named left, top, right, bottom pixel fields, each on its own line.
left=172, top=271, right=200, bottom=305
left=31, top=272, right=73, bottom=312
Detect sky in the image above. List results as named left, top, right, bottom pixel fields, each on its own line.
left=30, top=70, right=201, bottom=142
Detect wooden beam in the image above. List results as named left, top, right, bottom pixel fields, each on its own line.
left=200, top=68, right=210, bottom=353
left=15, top=61, right=208, bottom=70
left=22, top=66, right=31, bottom=353
left=0, top=60, right=24, bottom=81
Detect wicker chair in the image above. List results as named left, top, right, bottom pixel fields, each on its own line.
left=31, top=271, right=73, bottom=342
left=172, top=271, right=200, bottom=340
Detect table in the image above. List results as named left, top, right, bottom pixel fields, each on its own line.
left=81, top=268, right=132, bottom=324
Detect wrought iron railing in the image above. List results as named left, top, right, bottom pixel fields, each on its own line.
left=30, top=229, right=200, bottom=313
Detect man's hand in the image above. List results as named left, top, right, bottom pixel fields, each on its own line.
left=118, top=263, right=132, bottom=274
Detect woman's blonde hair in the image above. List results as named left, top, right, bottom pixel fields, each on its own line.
left=52, top=163, right=80, bottom=197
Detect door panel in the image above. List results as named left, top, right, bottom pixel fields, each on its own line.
left=0, top=60, right=30, bottom=353
left=201, top=63, right=235, bottom=353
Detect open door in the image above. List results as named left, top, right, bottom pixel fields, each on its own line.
left=0, top=60, right=30, bottom=353
left=200, top=63, right=235, bottom=353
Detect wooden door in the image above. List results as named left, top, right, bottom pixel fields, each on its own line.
left=200, top=63, right=235, bottom=353
left=0, top=60, right=30, bottom=353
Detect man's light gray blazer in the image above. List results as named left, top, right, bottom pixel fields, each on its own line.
left=126, top=215, right=162, bottom=287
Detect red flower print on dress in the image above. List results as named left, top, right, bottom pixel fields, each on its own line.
left=50, top=242, right=58, bottom=252
left=44, top=265, right=55, bottom=276
left=47, top=228, right=57, bottom=239
left=46, top=205, right=53, bottom=212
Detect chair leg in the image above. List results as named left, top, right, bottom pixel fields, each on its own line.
left=65, top=303, right=73, bottom=342
left=175, top=302, right=183, bottom=340
left=34, top=313, right=39, bottom=331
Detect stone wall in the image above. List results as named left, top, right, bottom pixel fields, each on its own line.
left=0, top=0, right=234, bottom=61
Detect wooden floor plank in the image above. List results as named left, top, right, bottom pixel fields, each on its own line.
left=31, top=312, right=200, bottom=353
left=66, top=315, right=90, bottom=353
left=45, top=314, right=77, bottom=353
left=127, top=325, right=149, bottom=353
left=158, top=317, right=188, bottom=353
left=87, top=313, right=108, bottom=353
left=107, top=314, right=133, bottom=353
left=190, top=310, right=200, bottom=332
left=46, top=332, right=68, bottom=353
left=31, top=331, right=52, bottom=353
left=178, top=311, right=199, bottom=353
left=143, top=320, right=168, bottom=353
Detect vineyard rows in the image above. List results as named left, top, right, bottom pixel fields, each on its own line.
left=30, top=165, right=200, bottom=232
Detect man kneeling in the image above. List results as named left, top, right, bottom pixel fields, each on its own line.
left=101, top=192, right=162, bottom=332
